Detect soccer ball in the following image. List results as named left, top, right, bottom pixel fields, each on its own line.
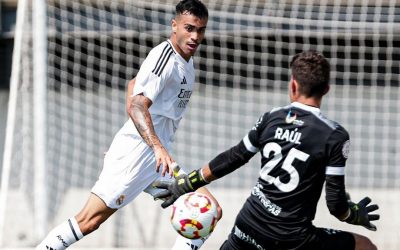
left=170, top=192, right=218, bottom=239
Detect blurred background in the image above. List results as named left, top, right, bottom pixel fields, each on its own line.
left=0, top=0, right=399, bottom=249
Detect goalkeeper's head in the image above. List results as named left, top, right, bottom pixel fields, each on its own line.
left=289, top=51, right=331, bottom=100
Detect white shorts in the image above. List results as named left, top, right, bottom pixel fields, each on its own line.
left=91, top=132, right=184, bottom=209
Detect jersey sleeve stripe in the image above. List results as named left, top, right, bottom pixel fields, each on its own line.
left=243, top=134, right=258, bottom=153
left=151, top=44, right=173, bottom=76
left=156, top=50, right=174, bottom=76
left=152, top=44, right=169, bottom=73
left=325, top=166, right=345, bottom=176
left=153, top=47, right=172, bottom=76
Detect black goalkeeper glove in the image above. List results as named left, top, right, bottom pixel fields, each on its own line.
left=345, top=197, right=380, bottom=231
left=153, top=168, right=208, bottom=208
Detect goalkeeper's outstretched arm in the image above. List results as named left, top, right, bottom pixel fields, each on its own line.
left=153, top=140, right=256, bottom=208
left=325, top=174, right=380, bottom=231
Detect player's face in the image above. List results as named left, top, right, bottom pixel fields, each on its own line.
left=171, top=12, right=208, bottom=61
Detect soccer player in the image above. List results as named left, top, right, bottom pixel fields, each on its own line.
left=36, top=1, right=221, bottom=249
left=154, top=51, right=380, bottom=250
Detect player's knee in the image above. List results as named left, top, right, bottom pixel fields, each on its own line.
left=365, top=239, right=378, bottom=250
left=361, top=240, right=377, bottom=250
left=354, top=234, right=377, bottom=250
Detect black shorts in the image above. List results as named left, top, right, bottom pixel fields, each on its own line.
left=220, top=225, right=355, bottom=250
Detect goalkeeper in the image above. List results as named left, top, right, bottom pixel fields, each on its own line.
left=154, top=51, right=379, bottom=250
left=36, top=1, right=222, bottom=250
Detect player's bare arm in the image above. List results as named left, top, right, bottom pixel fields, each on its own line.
left=125, top=78, right=136, bottom=110
left=126, top=78, right=174, bottom=177
left=126, top=78, right=161, bottom=150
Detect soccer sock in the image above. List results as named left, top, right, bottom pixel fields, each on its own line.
left=35, top=217, right=83, bottom=250
left=171, top=235, right=208, bottom=250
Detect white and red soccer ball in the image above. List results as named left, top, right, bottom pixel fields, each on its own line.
left=170, top=192, right=218, bottom=239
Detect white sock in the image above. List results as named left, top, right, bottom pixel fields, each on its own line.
left=171, top=235, right=208, bottom=250
left=35, top=217, right=84, bottom=250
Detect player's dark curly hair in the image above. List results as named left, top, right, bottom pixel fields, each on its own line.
left=290, top=51, right=330, bottom=98
left=176, top=0, right=208, bottom=20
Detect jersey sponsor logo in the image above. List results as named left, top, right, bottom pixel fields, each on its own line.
left=252, top=182, right=282, bottom=216
left=285, top=110, right=304, bottom=126
left=177, top=88, right=192, bottom=108
left=342, top=140, right=350, bottom=159
left=233, top=225, right=266, bottom=250
left=177, top=99, right=190, bottom=108
left=274, top=127, right=302, bottom=144
left=178, top=89, right=192, bottom=98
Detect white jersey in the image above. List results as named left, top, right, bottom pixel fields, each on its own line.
left=119, top=40, right=195, bottom=147
left=92, top=40, right=195, bottom=209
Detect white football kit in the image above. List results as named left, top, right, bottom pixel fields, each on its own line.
left=92, top=40, right=195, bottom=209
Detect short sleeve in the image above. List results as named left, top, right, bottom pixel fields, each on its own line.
left=133, top=43, right=174, bottom=102
left=243, top=113, right=269, bottom=153
left=325, top=127, right=350, bottom=176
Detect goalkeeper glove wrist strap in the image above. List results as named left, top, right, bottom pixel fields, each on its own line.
left=345, top=204, right=358, bottom=223
left=187, top=169, right=208, bottom=191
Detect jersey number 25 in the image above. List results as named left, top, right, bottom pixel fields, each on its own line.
left=260, top=142, right=309, bottom=192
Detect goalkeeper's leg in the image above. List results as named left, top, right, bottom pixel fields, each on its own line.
left=36, top=193, right=117, bottom=250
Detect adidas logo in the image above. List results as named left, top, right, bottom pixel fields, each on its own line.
left=46, top=246, right=57, bottom=250
left=186, top=242, right=199, bottom=250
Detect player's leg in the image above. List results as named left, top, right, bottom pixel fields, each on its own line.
left=353, top=233, right=377, bottom=250
left=37, top=133, right=159, bottom=249
left=74, top=193, right=117, bottom=234
left=35, top=216, right=84, bottom=250
left=171, top=235, right=208, bottom=250
left=35, top=193, right=116, bottom=250
left=307, top=227, right=377, bottom=250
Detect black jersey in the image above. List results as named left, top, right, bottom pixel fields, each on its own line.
left=234, top=102, right=350, bottom=241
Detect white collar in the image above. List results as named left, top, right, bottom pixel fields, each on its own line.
left=291, top=102, right=321, bottom=115
left=167, top=39, right=192, bottom=65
